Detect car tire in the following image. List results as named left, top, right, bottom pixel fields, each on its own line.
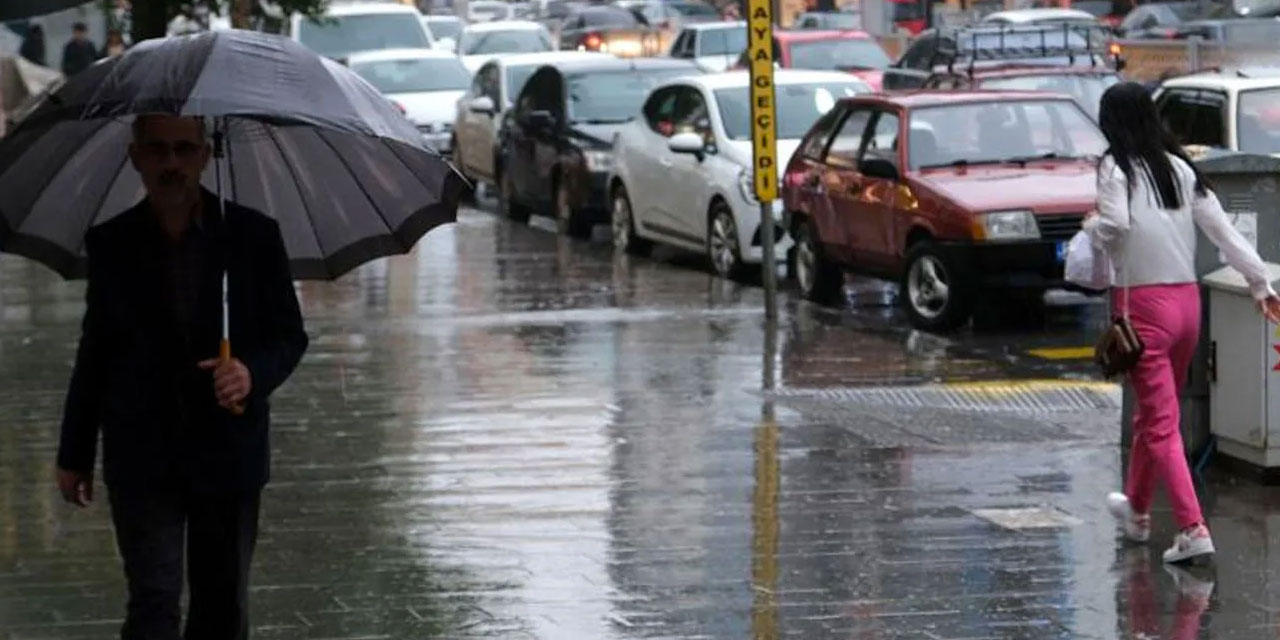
left=555, top=178, right=593, bottom=240
left=611, top=184, right=652, bottom=257
left=498, top=165, right=531, bottom=224
left=706, top=201, right=747, bottom=280
left=900, top=240, right=972, bottom=332
left=792, top=217, right=843, bottom=305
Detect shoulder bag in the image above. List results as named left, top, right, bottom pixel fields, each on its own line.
left=1093, top=206, right=1144, bottom=379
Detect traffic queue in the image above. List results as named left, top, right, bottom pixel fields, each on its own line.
left=284, top=0, right=1267, bottom=331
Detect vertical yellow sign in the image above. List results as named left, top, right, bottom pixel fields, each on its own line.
left=747, top=0, right=777, bottom=202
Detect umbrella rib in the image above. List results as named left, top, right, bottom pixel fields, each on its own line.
left=17, top=118, right=114, bottom=234
left=78, top=136, right=135, bottom=257
left=226, top=125, right=240, bottom=203
left=262, top=124, right=328, bottom=277
left=378, top=139, right=439, bottom=205
left=313, top=129, right=397, bottom=241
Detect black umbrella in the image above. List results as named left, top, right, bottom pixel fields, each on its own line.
left=0, top=30, right=465, bottom=397
left=0, top=0, right=88, bottom=21
left=0, top=29, right=464, bottom=279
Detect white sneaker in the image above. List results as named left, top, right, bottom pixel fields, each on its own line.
left=1107, top=492, right=1150, bottom=543
left=1163, top=524, right=1215, bottom=564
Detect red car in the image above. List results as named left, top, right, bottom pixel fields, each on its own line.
left=782, top=91, right=1106, bottom=330
left=772, top=30, right=892, bottom=91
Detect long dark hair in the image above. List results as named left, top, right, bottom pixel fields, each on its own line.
left=1097, top=81, right=1208, bottom=210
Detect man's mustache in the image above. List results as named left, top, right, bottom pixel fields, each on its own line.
left=158, top=171, right=186, bottom=186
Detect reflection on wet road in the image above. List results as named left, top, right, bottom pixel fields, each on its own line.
left=0, top=204, right=1270, bottom=638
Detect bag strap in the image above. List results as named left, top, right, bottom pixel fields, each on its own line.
left=1118, top=160, right=1133, bottom=322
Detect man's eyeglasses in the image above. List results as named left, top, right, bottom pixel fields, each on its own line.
left=137, top=141, right=204, bottom=160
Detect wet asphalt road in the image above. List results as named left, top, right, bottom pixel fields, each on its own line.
left=0, top=198, right=1277, bottom=639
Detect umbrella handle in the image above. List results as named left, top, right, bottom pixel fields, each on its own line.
left=220, top=338, right=245, bottom=416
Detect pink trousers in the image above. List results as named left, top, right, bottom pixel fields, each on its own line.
left=1113, top=283, right=1203, bottom=530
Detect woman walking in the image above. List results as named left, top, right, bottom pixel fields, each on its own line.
left=1087, top=82, right=1280, bottom=563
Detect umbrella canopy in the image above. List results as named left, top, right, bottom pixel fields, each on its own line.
left=0, top=29, right=464, bottom=279
left=0, top=0, right=88, bottom=21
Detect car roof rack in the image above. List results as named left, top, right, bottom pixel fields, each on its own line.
left=926, top=24, right=1118, bottom=77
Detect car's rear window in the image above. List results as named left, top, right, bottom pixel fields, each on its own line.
left=351, top=57, right=471, bottom=93
left=460, top=28, right=552, bottom=55
left=577, top=6, right=642, bottom=27
left=699, top=26, right=747, bottom=56
left=671, top=2, right=718, bottom=16
left=977, top=73, right=1119, bottom=120
left=1221, top=20, right=1280, bottom=44
left=1237, top=88, right=1280, bottom=154
left=716, top=82, right=865, bottom=140
left=297, top=14, right=430, bottom=60
left=567, top=68, right=697, bottom=123
left=788, top=38, right=890, bottom=71
left=425, top=18, right=463, bottom=41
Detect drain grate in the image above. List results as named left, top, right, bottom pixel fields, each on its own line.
left=971, top=506, right=1083, bottom=531
left=769, top=380, right=1119, bottom=414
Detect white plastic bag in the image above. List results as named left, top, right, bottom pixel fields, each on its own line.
left=1064, top=230, right=1113, bottom=291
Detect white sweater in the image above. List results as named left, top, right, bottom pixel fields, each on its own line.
left=1084, top=153, right=1275, bottom=301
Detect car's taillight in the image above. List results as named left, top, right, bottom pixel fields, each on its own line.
left=583, top=33, right=603, bottom=50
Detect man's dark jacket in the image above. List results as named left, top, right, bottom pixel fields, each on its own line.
left=61, top=38, right=98, bottom=77
left=57, top=191, right=308, bottom=493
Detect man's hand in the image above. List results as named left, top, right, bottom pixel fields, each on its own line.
left=56, top=467, right=93, bottom=507
left=1260, top=295, right=1280, bottom=324
left=197, top=357, right=252, bottom=410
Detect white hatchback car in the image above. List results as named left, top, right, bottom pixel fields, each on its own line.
left=609, top=70, right=870, bottom=278
left=347, top=49, right=472, bottom=154
left=458, top=21, right=556, bottom=73
left=1154, top=69, right=1280, bottom=156
left=452, top=51, right=612, bottom=187
left=291, top=2, right=434, bottom=62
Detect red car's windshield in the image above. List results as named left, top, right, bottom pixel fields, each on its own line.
left=909, top=100, right=1105, bottom=169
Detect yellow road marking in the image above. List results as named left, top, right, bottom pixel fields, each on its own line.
left=941, top=379, right=1117, bottom=393
left=1026, top=346, right=1096, bottom=360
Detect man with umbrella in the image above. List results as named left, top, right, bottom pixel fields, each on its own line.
left=56, top=112, right=309, bottom=638
left=0, top=28, right=459, bottom=635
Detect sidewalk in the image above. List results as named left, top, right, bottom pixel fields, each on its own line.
left=0, top=209, right=1274, bottom=638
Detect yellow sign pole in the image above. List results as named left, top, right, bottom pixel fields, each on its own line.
left=748, top=0, right=778, bottom=321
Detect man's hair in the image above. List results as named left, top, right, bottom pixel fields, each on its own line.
left=132, top=115, right=208, bottom=143
left=72, top=22, right=87, bottom=32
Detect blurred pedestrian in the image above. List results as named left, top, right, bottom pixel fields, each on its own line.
left=101, top=28, right=127, bottom=58
left=56, top=114, right=308, bottom=639
left=721, top=2, right=740, bottom=19
left=61, top=22, right=99, bottom=78
left=1089, top=82, right=1280, bottom=564
left=19, top=23, right=46, bottom=67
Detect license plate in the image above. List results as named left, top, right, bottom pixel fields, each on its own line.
left=1055, top=241, right=1068, bottom=263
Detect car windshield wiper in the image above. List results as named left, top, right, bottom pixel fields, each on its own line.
left=1002, top=152, right=1080, bottom=165
left=571, top=118, right=629, bottom=125
left=918, top=159, right=996, bottom=170
left=834, top=63, right=879, bottom=72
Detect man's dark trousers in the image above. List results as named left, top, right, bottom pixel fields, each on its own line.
left=58, top=190, right=308, bottom=640
left=109, top=486, right=260, bottom=640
